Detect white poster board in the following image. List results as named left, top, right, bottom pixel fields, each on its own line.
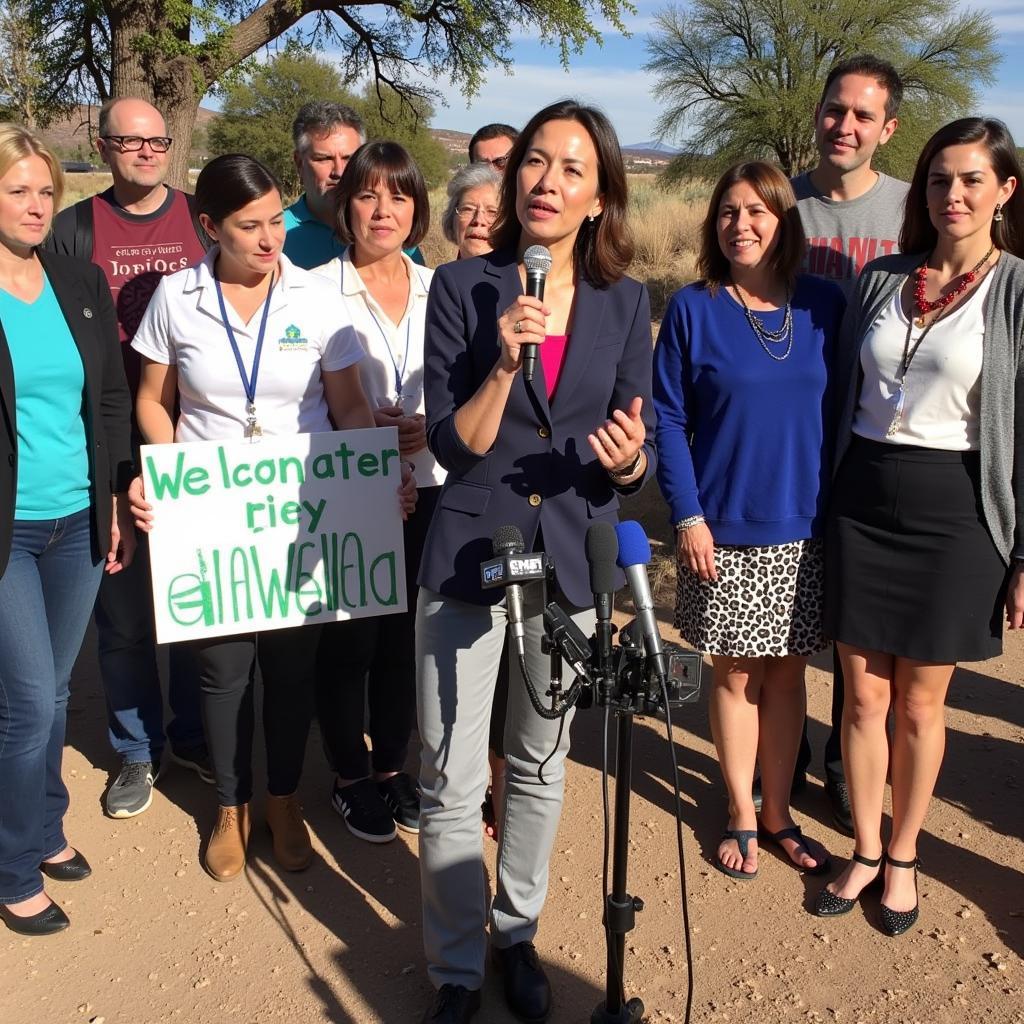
left=141, top=428, right=407, bottom=643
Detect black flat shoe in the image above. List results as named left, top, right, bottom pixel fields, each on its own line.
left=0, top=899, right=70, bottom=936
left=492, top=941, right=552, bottom=1023
left=40, top=849, right=92, bottom=882
left=880, top=853, right=920, bottom=936
left=813, top=851, right=882, bottom=916
left=421, top=984, right=481, bottom=1023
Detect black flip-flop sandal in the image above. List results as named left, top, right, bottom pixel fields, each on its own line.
left=758, top=824, right=831, bottom=875
left=714, top=828, right=759, bottom=879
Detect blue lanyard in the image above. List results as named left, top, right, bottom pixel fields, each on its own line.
left=341, top=257, right=411, bottom=398
left=214, top=270, right=276, bottom=411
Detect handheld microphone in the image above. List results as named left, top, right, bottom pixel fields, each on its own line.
left=492, top=525, right=529, bottom=659
left=585, top=521, right=618, bottom=676
left=521, top=244, right=551, bottom=383
left=614, top=520, right=668, bottom=682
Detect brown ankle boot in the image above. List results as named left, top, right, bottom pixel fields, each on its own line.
left=265, top=793, right=313, bottom=871
left=205, top=803, right=250, bottom=881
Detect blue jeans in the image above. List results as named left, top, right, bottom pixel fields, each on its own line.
left=0, top=509, right=102, bottom=903
left=93, top=530, right=203, bottom=764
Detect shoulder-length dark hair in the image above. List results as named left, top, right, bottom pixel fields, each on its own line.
left=332, top=141, right=430, bottom=249
left=900, top=117, right=1024, bottom=258
left=697, top=161, right=805, bottom=294
left=489, top=99, right=633, bottom=287
left=194, top=154, right=281, bottom=223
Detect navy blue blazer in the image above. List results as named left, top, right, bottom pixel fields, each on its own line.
left=419, top=248, right=657, bottom=608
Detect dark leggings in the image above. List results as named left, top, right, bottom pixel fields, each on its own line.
left=795, top=645, right=845, bottom=780
left=316, top=486, right=439, bottom=779
left=191, top=624, right=321, bottom=807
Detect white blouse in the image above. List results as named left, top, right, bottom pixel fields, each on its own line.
left=852, top=271, right=994, bottom=451
left=313, top=250, right=446, bottom=487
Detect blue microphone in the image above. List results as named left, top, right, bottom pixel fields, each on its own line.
left=614, top=520, right=668, bottom=681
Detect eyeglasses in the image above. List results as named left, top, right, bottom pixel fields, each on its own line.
left=101, top=135, right=174, bottom=153
left=456, top=204, right=500, bottom=221
left=475, top=155, right=509, bottom=170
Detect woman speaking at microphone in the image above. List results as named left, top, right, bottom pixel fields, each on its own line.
left=416, top=100, right=657, bottom=1024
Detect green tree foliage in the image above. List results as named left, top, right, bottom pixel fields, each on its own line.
left=36, top=0, right=635, bottom=187
left=644, top=0, right=999, bottom=181
left=208, top=48, right=357, bottom=197
left=208, top=50, right=451, bottom=196
left=0, top=0, right=72, bottom=128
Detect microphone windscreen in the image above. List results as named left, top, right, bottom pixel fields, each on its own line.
left=614, top=520, right=652, bottom=568
left=585, top=521, right=619, bottom=593
left=523, top=244, right=552, bottom=276
left=493, top=524, right=525, bottom=556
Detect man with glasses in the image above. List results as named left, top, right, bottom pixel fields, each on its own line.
left=467, top=123, right=519, bottom=169
left=284, top=100, right=426, bottom=268
left=47, top=97, right=210, bottom=820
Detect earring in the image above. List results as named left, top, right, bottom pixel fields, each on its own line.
left=994, top=203, right=1004, bottom=223
left=588, top=214, right=595, bottom=223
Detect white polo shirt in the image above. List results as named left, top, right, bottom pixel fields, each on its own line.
left=312, top=250, right=445, bottom=487
left=132, top=248, right=365, bottom=443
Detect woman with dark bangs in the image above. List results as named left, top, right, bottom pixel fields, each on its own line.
left=653, top=161, right=845, bottom=884
left=311, top=142, right=440, bottom=844
left=816, top=118, right=1024, bottom=935
left=415, top=100, right=656, bottom=1024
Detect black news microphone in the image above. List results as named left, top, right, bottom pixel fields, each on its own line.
left=585, top=521, right=618, bottom=676
left=615, top=520, right=668, bottom=682
left=492, top=525, right=529, bottom=659
left=521, top=244, right=552, bottom=384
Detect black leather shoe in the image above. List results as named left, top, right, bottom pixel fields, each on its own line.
left=492, top=941, right=552, bottom=1023
left=40, top=849, right=92, bottom=882
left=826, top=776, right=854, bottom=836
left=421, top=984, right=481, bottom=1023
left=0, top=899, right=70, bottom=936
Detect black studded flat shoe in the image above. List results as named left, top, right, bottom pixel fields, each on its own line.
left=880, top=853, right=920, bottom=936
left=813, top=851, right=882, bottom=916
left=40, top=849, right=92, bottom=882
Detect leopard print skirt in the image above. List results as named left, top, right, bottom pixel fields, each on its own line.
left=674, top=538, right=826, bottom=658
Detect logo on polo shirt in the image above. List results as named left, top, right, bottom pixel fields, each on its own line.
left=279, top=324, right=308, bottom=351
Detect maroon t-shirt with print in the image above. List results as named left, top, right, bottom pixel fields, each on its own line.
left=90, top=187, right=206, bottom=392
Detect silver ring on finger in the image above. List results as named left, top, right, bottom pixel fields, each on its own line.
left=513, top=319, right=523, bottom=334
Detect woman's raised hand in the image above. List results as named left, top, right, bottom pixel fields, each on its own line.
left=588, top=396, right=646, bottom=475
left=496, top=295, right=549, bottom=373
left=677, top=520, right=717, bottom=582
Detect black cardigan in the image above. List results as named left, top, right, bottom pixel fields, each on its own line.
left=0, top=249, right=134, bottom=576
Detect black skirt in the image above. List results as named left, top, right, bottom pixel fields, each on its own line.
left=824, top=436, right=1009, bottom=663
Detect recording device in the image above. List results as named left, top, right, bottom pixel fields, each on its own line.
left=521, top=244, right=552, bottom=383
left=615, top=520, right=669, bottom=683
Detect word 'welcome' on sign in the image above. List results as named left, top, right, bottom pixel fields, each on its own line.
left=142, top=429, right=407, bottom=643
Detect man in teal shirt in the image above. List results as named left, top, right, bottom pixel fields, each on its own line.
left=283, top=101, right=425, bottom=268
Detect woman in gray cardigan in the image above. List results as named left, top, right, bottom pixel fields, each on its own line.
left=816, top=118, right=1024, bottom=934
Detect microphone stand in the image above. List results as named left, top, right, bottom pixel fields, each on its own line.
left=592, top=651, right=646, bottom=1024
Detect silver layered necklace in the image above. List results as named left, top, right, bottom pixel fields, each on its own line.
left=732, top=281, right=793, bottom=361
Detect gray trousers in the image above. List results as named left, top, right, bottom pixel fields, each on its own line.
left=416, top=586, right=593, bottom=990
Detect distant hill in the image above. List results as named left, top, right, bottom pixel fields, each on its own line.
left=624, top=140, right=679, bottom=154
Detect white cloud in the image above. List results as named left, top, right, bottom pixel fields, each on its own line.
left=975, top=87, right=1024, bottom=139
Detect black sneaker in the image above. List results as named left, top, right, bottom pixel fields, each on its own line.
left=169, top=741, right=215, bottom=785
left=105, top=760, right=160, bottom=818
left=331, top=778, right=397, bottom=843
left=377, top=772, right=421, bottom=833
left=826, top=775, right=854, bottom=836
left=421, top=984, right=481, bottom=1023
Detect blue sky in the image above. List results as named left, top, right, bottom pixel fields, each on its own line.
left=353, top=0, right=1024, bottom=148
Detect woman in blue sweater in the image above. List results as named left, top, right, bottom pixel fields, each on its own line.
left=654, top=161, right=844, bottom=881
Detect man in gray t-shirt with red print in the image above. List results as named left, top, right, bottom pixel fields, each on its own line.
left=45, top=98, right=210, bottom=821
left=785, top=55, right=908, bottom=834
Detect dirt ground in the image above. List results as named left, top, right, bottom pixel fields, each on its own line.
left=3, top=486, right=1022, bottom=1024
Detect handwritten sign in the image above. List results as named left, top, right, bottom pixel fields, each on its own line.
left=142, top=429, right=406, bottom=642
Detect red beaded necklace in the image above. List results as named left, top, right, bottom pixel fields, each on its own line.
left=913, top=244, right=994, bottom=327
